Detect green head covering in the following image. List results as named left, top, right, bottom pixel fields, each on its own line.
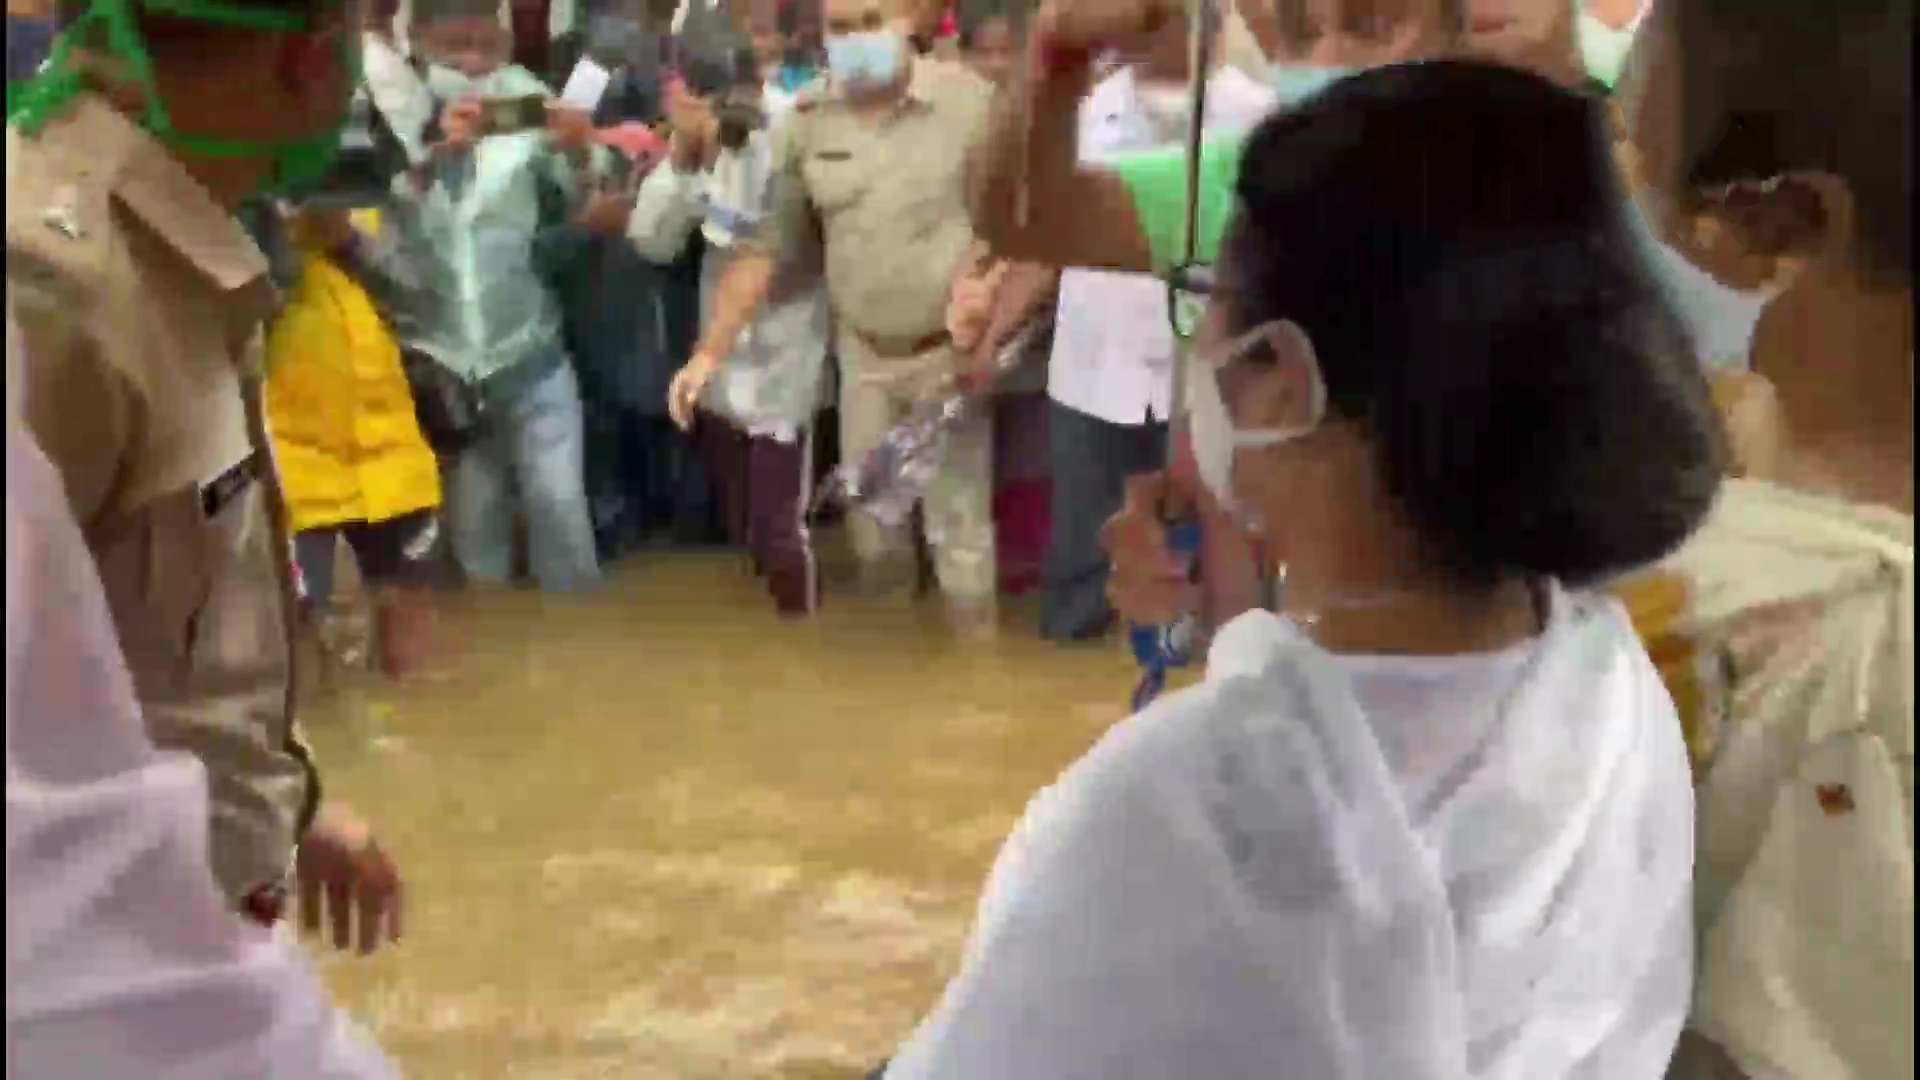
left=6, top=0, right=361, bottom=198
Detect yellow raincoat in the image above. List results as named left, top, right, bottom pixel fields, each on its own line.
left=264, top=210, right=440, bottom=535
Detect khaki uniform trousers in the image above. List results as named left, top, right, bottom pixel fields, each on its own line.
left=836, top=327, right=996, bottom=605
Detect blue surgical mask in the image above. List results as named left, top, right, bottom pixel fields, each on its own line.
left=776, top=60, right=816, bottom=94
left=825, top=31, right=904, bottom=89
left=1268, top=64, right=1356, bottom=106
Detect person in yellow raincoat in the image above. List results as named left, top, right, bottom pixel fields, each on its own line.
left=265, top=204, right=444, bottom=680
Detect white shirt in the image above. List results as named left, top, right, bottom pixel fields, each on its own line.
left=5, top=416, right=394, bottom=1079
left=1047, top=66, right=1274, bottom=426
left=886, top=587, right=1696, bottom=1079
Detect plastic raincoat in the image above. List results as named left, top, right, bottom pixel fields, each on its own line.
left=406, top=66, right=578, bottom=391
left=264, top=210, right=441, bottom=534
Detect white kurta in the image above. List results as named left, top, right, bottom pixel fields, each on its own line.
left=1661, top=480, right=1914, bottom=1080
left=1047, top=66, right=1273, bottom=427
left=361, top=32, right=435, bottom=167
left=886, top=586, right=1696, bottom=1078
left=5, top=411, right=394, bottom=1077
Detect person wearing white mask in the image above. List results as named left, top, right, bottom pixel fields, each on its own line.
left=6, top=315, right=396, bottom=1080
left=881, top=61, right=1712, bottom=1077
left=1604, top=22, right=1787, bottom=379
left=947, top=0, right=1585, bottom=643
left=401, top=0, right=607, bottom=592
left=1617, top=1, right=1914, bottom=1078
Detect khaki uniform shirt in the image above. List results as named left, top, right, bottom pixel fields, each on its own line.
left=7, top=95, right=317, bottom=901
left=755, top=58, right=991, bottom=353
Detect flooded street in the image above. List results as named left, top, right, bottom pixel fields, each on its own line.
left=302, top=534, right=1145, bottom=1079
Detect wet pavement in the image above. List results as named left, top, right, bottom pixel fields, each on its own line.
left=302, top=534, right=1147, bottom=1079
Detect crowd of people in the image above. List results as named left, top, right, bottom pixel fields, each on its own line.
left=249, top=0, right=1267, bottom=654
left=6, top=0, right=1912, bottom=1077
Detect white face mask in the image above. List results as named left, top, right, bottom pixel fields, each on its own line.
left=426, top=63, right=506, bottom=100
left=1624, top=191, right=1787, bottom=371
left=1187, top=320, right=1328, bottom=522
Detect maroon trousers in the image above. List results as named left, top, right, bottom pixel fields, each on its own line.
left=693, top=412, right=819, bottom=616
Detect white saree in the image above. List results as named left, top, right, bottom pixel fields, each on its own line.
left=886, top=586, right=1695, bottom=1079
left=1649, top=480, right=1914, bottom=1080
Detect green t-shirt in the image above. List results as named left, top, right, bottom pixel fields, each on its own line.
left=1111, top=133, right=1246, bottom=274
left=1577, top=12, right=1635, bottom=90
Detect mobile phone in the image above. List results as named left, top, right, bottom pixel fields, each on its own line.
left=478, top=95, right=547, bottom=136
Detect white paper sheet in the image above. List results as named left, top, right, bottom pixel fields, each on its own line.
left=558, top=58, right=612, bottom=112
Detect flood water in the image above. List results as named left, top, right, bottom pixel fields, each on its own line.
left=303, top=531, right=1154, bottom=1079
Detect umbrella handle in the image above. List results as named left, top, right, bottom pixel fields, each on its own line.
left=1127, top=519, right=1203, bottom=708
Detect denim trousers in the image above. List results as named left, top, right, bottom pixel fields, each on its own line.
left=444, top=359, right=601, bottom=591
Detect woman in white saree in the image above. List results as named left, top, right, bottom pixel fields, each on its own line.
left=1615, top=1, right=1914, bottom=1077
left=882, top=61, right=1717, bottom=1079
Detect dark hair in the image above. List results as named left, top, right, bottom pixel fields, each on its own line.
left=955, top=0, right=1022, bottom=48
left=1225, top=60, right=1724, bottom=588
left=409, top=0, right=499, bottom=26
left=1670, top=0, right=1912, bottom=283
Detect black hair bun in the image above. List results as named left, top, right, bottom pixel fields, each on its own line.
left=1227, top=60, right=1727, bottom=589
left=1374, top=241, right=1726, bottom=587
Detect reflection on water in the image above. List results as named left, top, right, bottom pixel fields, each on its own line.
left=305, top=535, right=1142, bottom=1078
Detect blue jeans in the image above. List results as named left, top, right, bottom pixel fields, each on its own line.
left=445, top=360, right=600, bottom=591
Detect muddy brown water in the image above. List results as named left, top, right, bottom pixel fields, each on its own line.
left=303, top=534, right=1167, bottom=1079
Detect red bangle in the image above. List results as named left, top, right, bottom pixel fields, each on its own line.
left=1035, top=36, right=1095, bottom=76
left=242, top=885, right=287, bottom=927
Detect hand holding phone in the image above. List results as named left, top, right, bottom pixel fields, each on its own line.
left=439, top=97, right=484, bottom=150
left=478, top=94, right=547, bottom=136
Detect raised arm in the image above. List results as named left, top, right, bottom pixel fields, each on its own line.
left=968, top=52, right=1153, bottom=272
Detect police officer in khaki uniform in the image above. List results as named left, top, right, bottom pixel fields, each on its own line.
left=8, top=0, right=402, bottom=953
left=668, top=0, right=1000, bottom=632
